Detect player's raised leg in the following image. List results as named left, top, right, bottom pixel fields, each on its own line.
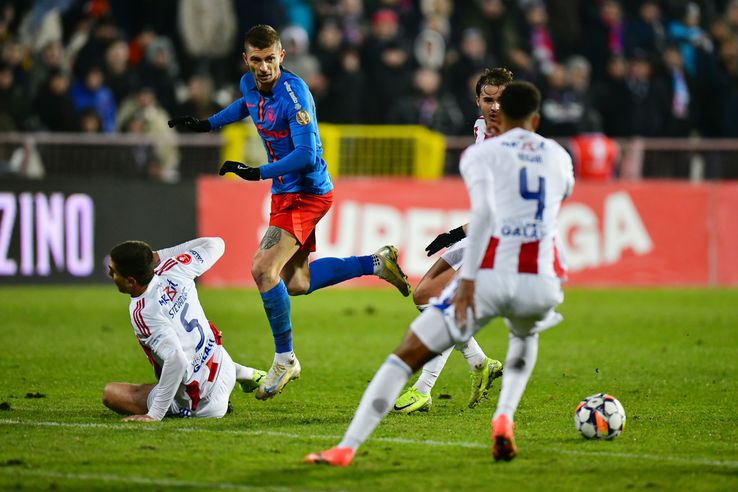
left=305, top=309, right=453, bottom=466
left=492, top=332, right=539, bottom=461
left=251, top=226, right=303, bottom=400
left=282, top=246, right=411, bottom=297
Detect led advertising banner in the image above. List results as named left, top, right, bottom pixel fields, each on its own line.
left=0, top=180, right=196, bottom=284
left=197, top=177, right=738, bottom=287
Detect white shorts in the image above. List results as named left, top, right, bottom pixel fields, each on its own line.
left=440, top=237, right=467, bottom=271
left=410, top=271, right=564, bottom=353
left=148, top=348, right=237, bottom=419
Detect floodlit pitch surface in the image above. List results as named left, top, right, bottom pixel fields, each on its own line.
left=1, top=286, right=736, bottom=491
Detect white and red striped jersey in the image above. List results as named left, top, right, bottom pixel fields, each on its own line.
left=473, top=116, right=499, bottom=143
left=129, top=237, right=226, bottom=419
left=459, top=127, right=574, bottom=280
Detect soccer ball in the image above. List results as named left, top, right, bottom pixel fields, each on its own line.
left=574, top=393, right=626, bottom=440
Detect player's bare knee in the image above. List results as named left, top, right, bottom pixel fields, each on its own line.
left=412, top=284, right=431, bottom=308
left=102, top=383, right=115, bottom=409
left=285, top=279, right=309, bottom=296
left=393, top=331, right=435, bottom=372
left=251, top=263, right=280, bottom=290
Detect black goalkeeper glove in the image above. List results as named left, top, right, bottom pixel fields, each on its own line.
left=167, top=116, right=211, bottom=132
left=218, top=160, right=261, bottom=181
left=425, top=226, right=466, bottom=256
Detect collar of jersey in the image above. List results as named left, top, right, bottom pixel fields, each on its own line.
left=245, top=66, right=292, bottom=95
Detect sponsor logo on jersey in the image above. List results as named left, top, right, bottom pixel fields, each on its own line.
left=518, top=153, right=542, bottom=163
left=176, top=254, right=192, bottom=264
left=168, top=287, right=188, bottom=318
left=296, top=109, right=311, bottom=126
left=500, top=221, right=545, bottom=239
left=189, top=249, right=204, bottom=263
left=284, top=81, right=301, bottom=109
left=192, top=338, right=216, bottom=373
left=256, top=124, right=290, bottom=140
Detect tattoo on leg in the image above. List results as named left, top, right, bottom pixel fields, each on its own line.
left=259, top=227, right=282, bottom=250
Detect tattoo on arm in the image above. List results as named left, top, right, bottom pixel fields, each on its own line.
left=259, top=227, right=282, bottom=250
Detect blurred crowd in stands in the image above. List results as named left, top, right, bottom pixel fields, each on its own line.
left=1, top=0, right=738, bottom=140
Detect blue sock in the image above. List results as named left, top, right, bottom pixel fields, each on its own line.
left=306, top=256, right=374, bottom=294
left=260, top=280, right=292, bottom=353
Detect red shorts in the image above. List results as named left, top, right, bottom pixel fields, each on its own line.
left=269, top=191, right=334, bottom=252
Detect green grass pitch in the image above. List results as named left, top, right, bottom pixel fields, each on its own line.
left=1, top=286, right=737, bottom=491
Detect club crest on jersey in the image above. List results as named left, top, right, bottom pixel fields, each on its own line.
left=176, top=254, right=192, bottom=264
left=265, top=107, right=276, bottom=124
left=296, top=109, right=310, bottom=126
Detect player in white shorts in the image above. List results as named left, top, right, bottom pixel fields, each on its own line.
left=306, top=81, right=574, bottom=466
left=393, top=68, right=513, bottom=414
left=102, top=237, right=265, bottom=421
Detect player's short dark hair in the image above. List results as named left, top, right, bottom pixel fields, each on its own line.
left=244, top=24, right=282, bottom=50
left=110, top=241, right=154, bottom=285
left=475, top=67, right=514, bottom=96
left=498, top=81, right=541, bottom=120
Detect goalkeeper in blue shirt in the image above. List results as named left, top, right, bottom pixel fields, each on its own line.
left=169, top=25, right=411, bottom=400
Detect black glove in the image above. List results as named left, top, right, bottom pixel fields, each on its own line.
left=167, top=116, right=211, bottom=132
left=425, top=226, right=466, bottom=256
left=219, top=160, right=261, bottom=181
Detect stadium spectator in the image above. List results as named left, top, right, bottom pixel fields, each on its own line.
left=102, top=237, right=266, bottom=421
left=175, top=74, right=222, bottom=124
left=33, top=69, right=79, bottom=132
left=454, top=0, right=518, bottom=67
left=27, top=40, right=66, bottom=103
left=363, top=9, right=414, bottom=123
left=668, top=2, right=713, bottom=77
left=73, top=17, right=120, bottom=80
left=518, top=2, right=558, bottom=76
left=625, top=50, right=669, bottom=136
left=177, top=0, right=237, bottom=88
left=539, top=60, right=600, bottom=137
left=104, top=39, right=140, bottom=105
left=0, top=61, right=28, bottom=131
left=388, top=67, right=464, bottom=135
left=79, top=107, right=103, bottom=133
left=625, top=0, right=667, bottom=58
left=70, top=65, right=116, bottom=132
left=280, top=24, right=325, bottom=95
left=583, top=0, right=626, bottom=81
left=659, top=44, right=694, bottom=137
left=593, top=55, right=631, bottom=136
left=138, top=34, right=179, bottom=115
left=117, top=86, right=179, bottom=182
left=171, top=24, right=412, bottom=401
left=319, top=46, right=367, bottom=123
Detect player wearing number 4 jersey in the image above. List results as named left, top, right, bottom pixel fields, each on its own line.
left=102, top=237, right=266, bottom=421
left=394, top=68, right=512, bottom=414
left=306, top=81, right=574, bottom=466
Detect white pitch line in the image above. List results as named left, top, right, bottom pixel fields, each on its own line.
left=1, top=419, right=737, bottom=469
left=0, top=469, right=301, bottom=492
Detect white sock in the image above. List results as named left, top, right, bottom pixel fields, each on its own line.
left=457, top=337, right=487, bottom=370
left=413, top=346, right=453, bottom=395
left=339, top=354, right=412, bottom=450
left=234, top=363, right=254, bottom=381
left=493, top=334, right=539, bottom=421
left=275, top=351, right=295, bottom=364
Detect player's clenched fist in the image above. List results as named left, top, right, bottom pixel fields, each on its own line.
left=219, top=160, right=261, bottom=181
left=167, top=116, right=211, bottom=132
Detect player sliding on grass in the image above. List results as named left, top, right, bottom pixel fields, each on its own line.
left=169, top=25, right=411, bottom=401
left=306, top=81, right=574, bottom=465
left=393, top=68, right=513, bottom=414
left=103, top=237, right=266, bottom=421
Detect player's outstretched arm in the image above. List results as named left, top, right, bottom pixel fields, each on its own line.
left=219, top=161, right=261, bottom=181
left=425, top=225, right=467, bottom=256
left=156, top=237, right=226, bottom=278
left=167, top=116, right=212, bottom=132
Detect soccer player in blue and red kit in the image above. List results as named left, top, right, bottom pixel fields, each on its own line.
left=169, top=25, right=411, bottom=400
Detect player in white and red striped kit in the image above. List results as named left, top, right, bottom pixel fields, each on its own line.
left=393, top=68, right=513, bottom=414
left=306, top=81, right=574, bottom=466
left=102, top=237, right=265, bottom=421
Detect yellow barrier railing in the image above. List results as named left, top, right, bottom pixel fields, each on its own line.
left=221, top=122, right=447, bottom=179
left=319, top=124, right=446, bottom=179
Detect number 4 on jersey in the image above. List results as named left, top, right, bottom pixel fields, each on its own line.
left=519, top=167, right=546, bottom=220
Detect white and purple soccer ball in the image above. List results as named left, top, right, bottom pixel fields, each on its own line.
left=574, top=393, right=626, bottom=440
